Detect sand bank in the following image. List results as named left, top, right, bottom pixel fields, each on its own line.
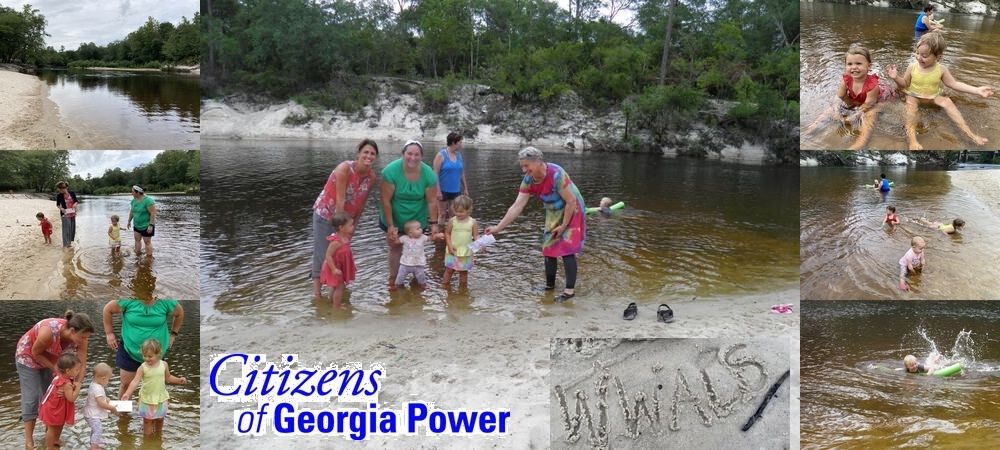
left=0, top=70, right=87, bottom=150
left=199, top=285, right=799, bottom=448
left=0, top=195, right=63, bottom=299
left=950, top=169, right=1000, bottom=218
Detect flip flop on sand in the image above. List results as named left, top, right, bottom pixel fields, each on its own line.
left=623, top=302, right=637, bottom=320
left=657, top=304, right=674, bottom=323
left=770, top=304, right=793, bottom=314
left=555, top=292, right=575, bottom=303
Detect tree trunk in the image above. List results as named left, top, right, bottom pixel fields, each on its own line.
left=658, top=0, right=677, bottom=86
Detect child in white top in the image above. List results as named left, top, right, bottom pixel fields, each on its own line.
left=393, top=220, right=429, bottom=290
left=898, top=236, right=926, bottom=291
left=83, top=363, right=119, bottom=449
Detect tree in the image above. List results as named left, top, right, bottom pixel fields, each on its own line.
left=0, top=5, right=48, bottom=64
left=22, top=151, right=70, bottom=193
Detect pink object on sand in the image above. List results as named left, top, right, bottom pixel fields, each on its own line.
left=770, top=304, right=793, bottom=314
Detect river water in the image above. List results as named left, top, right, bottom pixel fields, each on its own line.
left=0, top=300, right=200, bottom=449
left=39, top=70, right=200, bottom=150
left=200, top=139, right=799, bottom=321
left=800, top=166, right=1000, bottom=300
left=801, top=301, right=1000, bottom=449
left=60, top=195, right=200, bottom=300
left=800, top=3, right=1000, bottom=150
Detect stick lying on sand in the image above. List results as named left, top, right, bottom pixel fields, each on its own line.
left=741, top=369, right=790, bottom=432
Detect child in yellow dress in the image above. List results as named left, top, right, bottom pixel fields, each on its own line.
left=443, top=195, right=479, bottom=286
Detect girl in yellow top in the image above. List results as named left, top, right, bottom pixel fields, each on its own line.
left=108, top=215, right=122, bottom=254
left=443, top=195, right=479, bottom=286
left=887, top=32, right=993, bottom=150
left=122, top=339, right=187, bottom=437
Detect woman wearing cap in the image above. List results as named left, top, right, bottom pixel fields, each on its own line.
left=128, top=185, right=156, bottom=258
left=55, top=181, right=79, bottom=252
left=380, top=140, right=440, bottom=288
left=486, top=147, right=586, bottom=303
left=311, top=139, right=380, bottom=298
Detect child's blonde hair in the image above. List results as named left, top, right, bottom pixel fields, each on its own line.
left=403, top=220, right=422, bottom=234
left=600, top=197, right=612, bottom=207
left=846, top=43, right=872, bottom=64
left=111, top=215, right=119, bottom=223
left=904, top=355, right=917, bottom=366
left=56, top=353, right=81, bottom=372
left=917, top=32, right=946, bottom=56
left=93, top=362, right=112, bottom=378
left=452, top=195, right=473, bottom=211
left=911, top=236, right=925, bottom=248
left=141, top=338, right=163, bottom=358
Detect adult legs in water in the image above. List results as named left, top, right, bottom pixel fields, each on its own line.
left=545, top=255, right=578, bottom=300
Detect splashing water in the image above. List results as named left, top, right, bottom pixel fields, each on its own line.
left=915, top=328, right=977, bottom=370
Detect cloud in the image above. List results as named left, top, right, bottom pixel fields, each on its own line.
left=70, top=150, right=162, bottom=179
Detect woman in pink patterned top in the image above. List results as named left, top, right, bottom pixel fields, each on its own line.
left=312, top=139, right=379, bottom=297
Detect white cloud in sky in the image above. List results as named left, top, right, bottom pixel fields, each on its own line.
left=70, top=150, right=162, bottom=179
left=9, top=0, right=197, bottom=51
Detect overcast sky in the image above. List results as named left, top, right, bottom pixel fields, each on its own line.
left=70, top=150, right=162, bottom=179
left=9, top=0, right=197, bottom=51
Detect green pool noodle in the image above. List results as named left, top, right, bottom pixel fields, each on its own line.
left=930, top=362, right=962, bottom=377
left=585, top=201, right=625, bottom=214
left=864, top=181, right=895, bottom=188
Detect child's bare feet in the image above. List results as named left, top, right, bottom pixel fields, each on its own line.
left=969, top=134, right=988, bottom=146
left=900, top=281, right=909, bottom=291
left=907, top=138, right=923, bottom=150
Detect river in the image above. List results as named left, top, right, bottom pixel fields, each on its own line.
left=800, top=3, right=1000, bottom=150
left=199, top=139, right=800, bottom=321
left=801, top=301, right=1000, bottom=449
left=39, top=69, right=200, bottom=150
left=61, top=195, right=200, bottom=300
left=800, top=165, right=1000, bottom=299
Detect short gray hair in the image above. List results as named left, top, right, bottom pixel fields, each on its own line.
left=517, top=146, right=543, bottom=161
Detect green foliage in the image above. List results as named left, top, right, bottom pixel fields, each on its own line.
left=0, top=4, right=47, bottom=64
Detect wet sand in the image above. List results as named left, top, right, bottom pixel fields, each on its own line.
left=950, top=170, right=1000, bottom=217
left=199, top=286, right=799, bottom=448
left=0, top=70, right=87, bottom=150
left=0, top=195, right=63, bottom=299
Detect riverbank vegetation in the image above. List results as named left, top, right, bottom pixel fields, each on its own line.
left=203, top=0, right=799, bottom=159
left=802, top=151, right=999, bottom=166
left=816, top=0, right=1000, bottom=15
left=0, top=150, right=200, bottom=194
left=0, top=5, right=199, bottom=69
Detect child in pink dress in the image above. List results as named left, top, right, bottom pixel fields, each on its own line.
left=39, top=354, right=83, bottom=450
left=320, top=211, right=357, bottom=308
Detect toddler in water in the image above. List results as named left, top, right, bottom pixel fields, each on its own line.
left=916, top=217, right=963, bottom=235
left=36, top=212, right=53, bottom=244
left=804, top=44, right=898, bottom=150
left=319, top=211, right=357, bottom=308
left=873, top=173, right=891, bottom=192
left=392, top=220, right=429, bottom=291
left=887, top=32, right=993, bottom=150
left=83, top=363, right=119, bottom=449
left=898, top=236, right=926, bottom=291
left=443, top=195, right=479, bottom=286
left=39, top=354, right=82, bottom=450
left=122, top=338, right=187, bottom=437
left=902, top=353, right=941, bottom=373
left=881, top=205, right=899, bottom=231
left=108, top=215, right=122, bottom=254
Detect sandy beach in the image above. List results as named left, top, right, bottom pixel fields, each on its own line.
left=949, top=169, right=1000, bottom=218
left=0, top=195, right=63, bottom=299
left=200, top=285, right=800, bottom=448
left=0, top=69, right=87, bottom=150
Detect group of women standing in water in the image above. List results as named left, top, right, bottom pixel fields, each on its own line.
left=309, top=136, right=586, bottom=302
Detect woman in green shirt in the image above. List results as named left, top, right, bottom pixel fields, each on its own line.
left=379, top=141, right=441, bottom=288
left=102, top=300, right=184, bottom=399
left=128, top=185, right=157, bottom=259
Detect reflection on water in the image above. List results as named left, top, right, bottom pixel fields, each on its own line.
left=39, top=70, right=200, bottom=150
left=801, top=301, right=1000, bottom=449
left=800, top=167, right=1000, bottom=299
left=61, top=195, right=200, bottom=300
left=200, top=139, right=799, bottom=321
left=0, top=301, right=199, bottom=449
left=801, top=3, right=1000, bottom=150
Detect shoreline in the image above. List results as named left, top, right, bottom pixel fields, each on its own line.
left=0, top=196, right=64, bottom=300
left=200, top=285, right=799, bottom=448
left=949, top=170, right=1000, bottom=218
left=0, top=70, right=88, bottom=149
